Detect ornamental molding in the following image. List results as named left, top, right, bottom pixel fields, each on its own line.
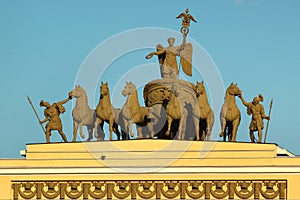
left=12, top=180, right=287, bottom=199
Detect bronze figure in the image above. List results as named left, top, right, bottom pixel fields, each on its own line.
left=39, top=96, right=71, bottom=143
left=239, top=94, right=270, bottom=143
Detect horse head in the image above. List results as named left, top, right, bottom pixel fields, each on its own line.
left=195, top=81, right=205, bottom=96
left=122, top=81, right=136, bottom=97
left=100, top=81, right=109, bottom=97
left=69, top=85, right=84, bottom=98
left=162, top=88, right=172, bottom=101
left=227, top=83, right=242, bottom=96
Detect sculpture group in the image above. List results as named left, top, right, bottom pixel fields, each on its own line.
left=30, top=9, right=271, bottom=144
left=36, top=81, right=270, bottom=144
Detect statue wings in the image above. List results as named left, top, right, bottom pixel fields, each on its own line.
left=180, top=43, right=193, bottom=76
left=176, top=13, right=185, bottom=19
left=176, top=13, right=197, bottom=23
left=189, top=15, right=197, bottom=23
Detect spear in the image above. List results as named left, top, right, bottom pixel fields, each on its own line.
left=264, top=99, right=273, bottom=143
left=27, top=96, right=46, bottom=134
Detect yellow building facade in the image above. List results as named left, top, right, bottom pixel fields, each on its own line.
left=1, top=140, right=299, bottom=199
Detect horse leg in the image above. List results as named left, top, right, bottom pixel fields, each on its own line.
left=113, top=123, right=121, bottom=141
left=193, top=116, right=200, bottom=141
left=223, top=126, right=227, bottom=142
left=147, top=122, right=154, bottom=138
left=166, top=115, right=172, bottom=137
left=86, top=126, right=93, bottom=141
left=200, top=127, right=206, bottom=141
left=98, top=121, right=105, bottom=141
left=109, top=117, right=114, bottom=141
left=228, top=124, right=232, bottom=141
left=199, top=119, right=204, bottom=141
left=123, top=119, right=130, bottom=138
left=79, top=122, right=85, bottom=139
left=119, top=120, right=128, bottom=140
left=137, top=125, right=143, bottom=139
left=231, top=118, right=240, bottom=142
left=178, top=120, right=184, bottom=140
left=148, top=108, right=156, bottom=138
left=93, top=120, right=98, bottom=138
left=129, top=120, right=134, bottom=137
left=206, top=113, right=214, bottom=141
left=219, top=116, right=226, bottom=138
left=121, top=130, right=128, bottom=140
left=72, top=121, right=78, bottom=142
left=93, top=117, right=100, bottom=138
left=178, top=112, right=187, bottom=140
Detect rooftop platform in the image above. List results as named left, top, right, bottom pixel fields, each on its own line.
left=1, top=140, right=300, bottom=199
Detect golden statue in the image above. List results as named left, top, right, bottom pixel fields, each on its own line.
left=239, top=93, right=270, bottom=143
left=39, top=96, right=71, bottom=143
left=146, top=34, right=193, bottom=78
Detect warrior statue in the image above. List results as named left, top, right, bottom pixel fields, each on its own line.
left=39, top=95, right=72, bottom=143
left=238, top=93, right=270, bottom=143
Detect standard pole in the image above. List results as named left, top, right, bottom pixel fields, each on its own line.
left=264, top=99, right=273, bottom=143
left=27, top=96, right=46, bottom=134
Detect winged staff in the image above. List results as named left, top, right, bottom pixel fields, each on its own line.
left=176, top=8, right=197, bottom=34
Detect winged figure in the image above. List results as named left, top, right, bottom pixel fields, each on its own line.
left=146, top=35, right=193, bottom=78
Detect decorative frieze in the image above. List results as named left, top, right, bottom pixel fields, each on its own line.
left=12, top=180, right=287, bottom=199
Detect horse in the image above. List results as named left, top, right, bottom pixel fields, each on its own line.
left=195, top=81, right=215, bottom=141
left=69, top=85, right=102, bottom=142
left=219, top=83, right=242, bottom=142
left=164, top=87, right=181, bottom=139
left=121, top=81, right=154, bottom=139
left=164, top=82, right=200, bottom=140
left=94, top=82, right=126, bottom=141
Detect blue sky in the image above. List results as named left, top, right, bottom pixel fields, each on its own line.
left=0, top=0, right=300, bottom=158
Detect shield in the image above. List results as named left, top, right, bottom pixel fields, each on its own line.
left=180, top=43, right=193, bottom=76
